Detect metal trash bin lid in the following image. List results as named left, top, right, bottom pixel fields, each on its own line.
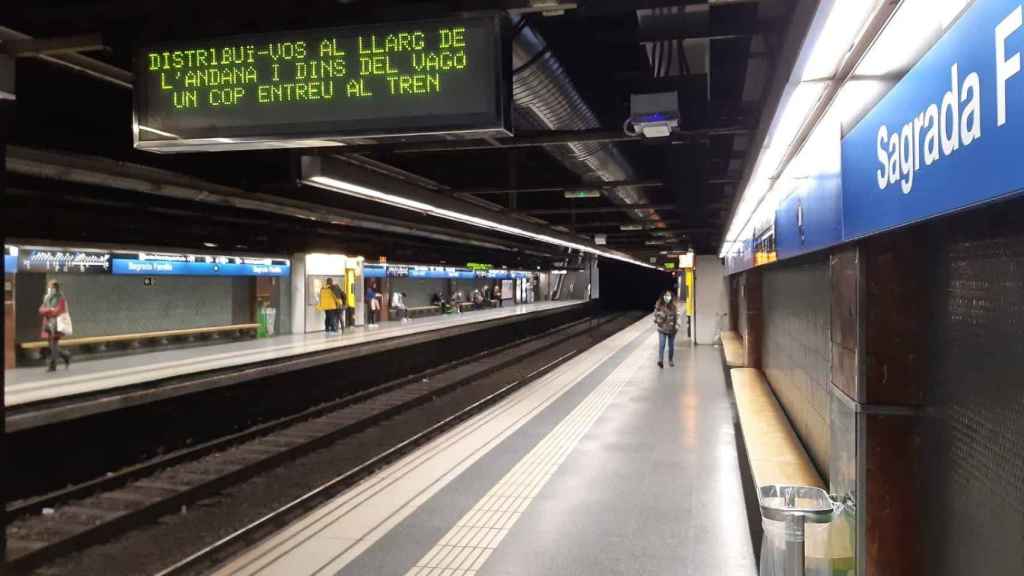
left=758, top=485, right=835, bottom=523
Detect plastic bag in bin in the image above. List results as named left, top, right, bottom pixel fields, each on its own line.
left=757, top=485, right=839, bottom=576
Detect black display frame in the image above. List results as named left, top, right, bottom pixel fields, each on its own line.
left=133, top=14, right=512, bottom=153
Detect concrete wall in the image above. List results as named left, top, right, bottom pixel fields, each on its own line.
left=694, top=255, right=727, bottom=344
left=761, top=256, right=831, bottom=476
left=16, top=273, right=254, bottom=339
left=558, top=270, right=589, bottom=300
left=388, top=277, right=450, bottom=307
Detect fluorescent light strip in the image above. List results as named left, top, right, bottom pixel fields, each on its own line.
left=306, top=176, right=660, bottom=270
left=720, top=0, right=882, bottom=257
left=721, top=0, right=976, bottom=259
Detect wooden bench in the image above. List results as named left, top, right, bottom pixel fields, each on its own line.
left=731, top=368, right=853, bottom=570
left=20, top=323, right=260, bottom=357
left=406, top=305, right=442, bottom=319
left=456, top=301, right=478, bottom=312
left=721, top=330, right=746, bottom=367
left=731, top=368, right=822, bottom=489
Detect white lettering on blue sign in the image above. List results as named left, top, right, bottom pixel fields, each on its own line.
left=842, top=0, right=1024, bottom=240
left=996, top=5, right=1023, bottom=126
left=874, top=5, right=1021, bottom=195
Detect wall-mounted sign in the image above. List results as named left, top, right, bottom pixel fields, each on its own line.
left=4, top=254, right=17, bottom=274
left=18, top=250, right=112, bottom=274
left=842, top=0, right=1023, bottom=239
left=134, top=15, right=510, bottom=152
left=678, top=251, right=694, bottom=269
left=366, top=263, right=530, bottom=280
left=112, top=258, right=289, bottom=277
left=594, top=234, right=607, bottom=245
left=466, top=262, right=493, bottom=271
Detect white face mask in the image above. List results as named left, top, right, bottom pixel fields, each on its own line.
left=663, top=294, right=671, bottom=303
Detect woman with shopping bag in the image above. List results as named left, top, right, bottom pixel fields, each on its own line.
left=38, top=281, right=72, bottom=372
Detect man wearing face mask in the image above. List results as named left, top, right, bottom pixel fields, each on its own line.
left=38, top=281, right=72, bottom=372
left=653, top=289, right=679, bottom=368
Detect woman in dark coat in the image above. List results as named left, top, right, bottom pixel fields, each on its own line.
left=653, top=289, right=679, bottom=368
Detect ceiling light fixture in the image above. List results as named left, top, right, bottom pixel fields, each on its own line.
left=721, top=0, right=979, bottom=260
left=306, top=175, right=661, bottom=270
left=720, top=1, right=884, bottom=257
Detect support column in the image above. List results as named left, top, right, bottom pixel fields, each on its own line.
left=289, top=253, right=306, bottom=335
left=727, top=275, right=739, bottom=332
left=1, top=54, right=13, bottom=567
left=829, top=227, right=927, bottom=576
left=741, top=269, right=762, bottom=369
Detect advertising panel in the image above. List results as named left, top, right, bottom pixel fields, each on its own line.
left=17, top=250, right=112, bottom=274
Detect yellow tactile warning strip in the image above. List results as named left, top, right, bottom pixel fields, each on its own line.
left=404, top=334, right=650, bottom=576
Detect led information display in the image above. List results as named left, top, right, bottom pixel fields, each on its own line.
left=134, top=16, right=510, bottom=152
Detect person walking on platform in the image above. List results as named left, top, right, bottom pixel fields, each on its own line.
left=318, top=278, right=341, bottom=334
left=654, top=289, right=679, bottom=368
left=38, top=281, right=72, bottom=372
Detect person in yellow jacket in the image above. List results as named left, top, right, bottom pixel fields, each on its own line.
left=317, top=278, right=341, bottom=333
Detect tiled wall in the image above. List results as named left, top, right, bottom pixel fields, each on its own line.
left=921, top=197, right=1024, bottom=575
left=388, top=277, right=451, bottom=308
left=22, top=273, right=254, bottom=338
left=761, top=256, right=832, bottom=477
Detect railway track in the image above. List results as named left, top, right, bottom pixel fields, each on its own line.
left=4, top=312, right=635, bottom=574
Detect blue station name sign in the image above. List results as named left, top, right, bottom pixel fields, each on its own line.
left=842, top=0, right=1024, bottom=239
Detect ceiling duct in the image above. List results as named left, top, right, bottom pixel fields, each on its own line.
left=511, top=17, right=667, bottom=231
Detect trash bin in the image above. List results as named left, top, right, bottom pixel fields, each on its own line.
left=758, top=485, right=838, bottom=576
left=264, top=307, right=277, bottom=336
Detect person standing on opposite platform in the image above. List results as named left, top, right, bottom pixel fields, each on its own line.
left=654, top=289, right=679, bottom=368
left=330, top=278, right=346, bottom=333
left=366, top=282, right=381, bottom=327
left=38, top=281, right=72, bottom=372
left=318, top=278, right=341, bottom=333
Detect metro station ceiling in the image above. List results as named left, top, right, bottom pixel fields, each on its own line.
left=2, top=0, right=796, bottom=266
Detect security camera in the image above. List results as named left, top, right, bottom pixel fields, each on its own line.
left=624, top=92, right=680, bottom=138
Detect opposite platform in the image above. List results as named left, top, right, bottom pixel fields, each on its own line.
left=5, top=300, right=585, bottom=429
left=213, top=315, right=756, bottom=576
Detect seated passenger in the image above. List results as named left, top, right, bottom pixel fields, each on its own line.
left=471, top=289, right=484, bottom=308
left=392, top=291, right=408, bottom=323
left=431, top=292, right=451, bottom=313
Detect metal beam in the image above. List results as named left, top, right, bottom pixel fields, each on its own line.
left=3, top=34, right=105, bottom=57
left=337, top=126, right=750, bottom=155
left=0, top=27, right=132, bottom=88
left=520, top=204, right=677, bottom=215
left=6, top=146, right=554, bottom=256
left=571, top=219, right=680, bottom=230
left=456, top=179, right=664, bottom=196
left=598, top=228, right=715, bottom=238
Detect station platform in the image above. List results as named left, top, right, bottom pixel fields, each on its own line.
left=213, top=315, right=755, bottom=576
left=4, top=300, right=585, bottom=425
